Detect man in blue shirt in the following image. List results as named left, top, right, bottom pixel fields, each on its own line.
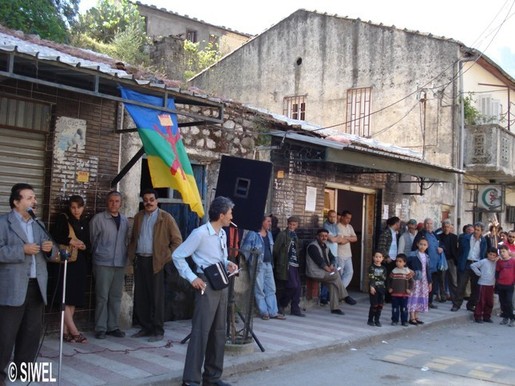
left=241, top=215, right=285, bottom=320
left=173, top=196, right=238, bottom=386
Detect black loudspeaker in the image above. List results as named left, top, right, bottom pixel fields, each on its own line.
left=215, top=155, right=272, bottom=231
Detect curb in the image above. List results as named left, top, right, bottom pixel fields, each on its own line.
left=123, top=310, right=475, bottom=386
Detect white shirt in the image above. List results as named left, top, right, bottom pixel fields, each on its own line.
left=337, top=223, right=356, bottom=259
left=468, top=236, right=481, bottom=262
left=172, top=222, right=228, bottom=283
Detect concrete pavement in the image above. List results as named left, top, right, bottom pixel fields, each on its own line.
left=32, top=292, right=476, bottom=385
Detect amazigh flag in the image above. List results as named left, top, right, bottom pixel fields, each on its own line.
left=120, top=87, right=204, bottom=217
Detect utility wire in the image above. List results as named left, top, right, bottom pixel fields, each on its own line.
left=311, top=0, right=515, bottom=135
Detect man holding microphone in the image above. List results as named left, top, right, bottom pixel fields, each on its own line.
left=0, top=183, right=55, bottom=385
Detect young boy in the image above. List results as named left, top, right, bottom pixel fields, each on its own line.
left=387, top=254, right=414, bottom=326
left=470, top=247, right=499, bottom=323
left=496, top=244, right=515, bottom=327
left=368, top=251, right=387, bottom=327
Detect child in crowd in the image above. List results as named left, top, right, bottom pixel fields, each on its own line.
left=407, top=237, right=432, bottom=325
left=367, top=251, right=387, bottom=327
left=470, top=247, right=499, bottom=323
left=387, top=254, right=414, bottom=326
left=496, top=244, right=515, bottom=327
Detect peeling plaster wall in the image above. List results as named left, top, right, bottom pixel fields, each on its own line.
left=191, top=10, right=460, bottom=169
left=191, top=10, right=461, bottom=228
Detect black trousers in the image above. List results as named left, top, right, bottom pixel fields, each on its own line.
left=453, top=263, right=479, bottom=309
left=134, top=256, right=165, bottom=336
left=497, top=284, right=514, bottom=320
left=0, top=280, right=44, bottom=382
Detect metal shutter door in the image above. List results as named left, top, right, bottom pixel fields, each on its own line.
left=0, top=127, right=46, bottom=214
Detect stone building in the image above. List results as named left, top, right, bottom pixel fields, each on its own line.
left=190, top=9, right=515, bottom=236
left=136, top=1, right=251, bottom=55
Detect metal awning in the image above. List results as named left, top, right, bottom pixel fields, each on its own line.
left=0, top=33, right=224, bottom=125
left=271, top=131, right=461, bottom=182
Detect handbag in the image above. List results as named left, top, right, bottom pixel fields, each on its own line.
left=50, top=214, right=79, bottom=263
left=437, top=252, right=448, bottom=271
left=202, top=262, right=229, bottom=290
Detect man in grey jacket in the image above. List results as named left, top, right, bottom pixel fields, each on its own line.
left=0, top=183, right=56, bottom=384
left=90, top=191, right=129, bottom=339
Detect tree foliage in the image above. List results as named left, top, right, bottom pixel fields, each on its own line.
left=0, top=0, right=78, bottom=42
left=184, top=41, right=222, bottom=80
left=71, top=0, right=149, bottom=66
left=109, top=24, right=150, bottom=66
left=463, top=94, right=483, bottom=125
left=74, top=0, right=145, bottom=44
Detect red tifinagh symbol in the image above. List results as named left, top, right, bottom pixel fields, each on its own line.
left=489, top=190, right=497, bottom=204
left=153, top=123, right=186, bottom=180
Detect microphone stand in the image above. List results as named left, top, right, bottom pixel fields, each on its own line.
left=27, top=208, right=68, bottom=385
left=57, top=249, right=70, bottom=386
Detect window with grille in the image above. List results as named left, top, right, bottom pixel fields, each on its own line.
left=345, top=87, right=372, bottom=137
left=283, top=95, right=306, bottom=120
left=186, top=29, right=198, bottom=43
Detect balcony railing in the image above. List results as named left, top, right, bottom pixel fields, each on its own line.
left=464, top=124, right=515, bottom=180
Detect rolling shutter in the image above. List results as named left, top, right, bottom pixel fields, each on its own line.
left=0, top=127, right=46, bottom=214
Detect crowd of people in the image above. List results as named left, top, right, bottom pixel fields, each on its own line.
left=371, top=215, right=515, bottom=328
left=1, top=182, right=514, bottom=386
left=248, top=210, right=514, bottom=330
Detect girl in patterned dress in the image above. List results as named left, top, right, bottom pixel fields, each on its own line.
left=407, top=237, right=432, bottom=325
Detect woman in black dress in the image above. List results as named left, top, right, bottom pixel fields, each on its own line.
left=52, top=195, right=90, bottom=343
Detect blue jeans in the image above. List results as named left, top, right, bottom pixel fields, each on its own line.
left=391, top=296, right=409, bottom=323
left=338, top=256, right=354, bottom=288
left=254, top=262, right=279, bottom=317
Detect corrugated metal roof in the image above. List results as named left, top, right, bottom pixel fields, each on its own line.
left=245, top=104, right=426, bottom=160
left=0, top=28, right=224, bottom=105
left=0, top=32, right=131, bottom=78
left=0, top=27, right=225, bottom=124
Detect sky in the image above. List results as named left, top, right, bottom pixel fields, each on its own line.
left=79, top=0, right=515, bottom=78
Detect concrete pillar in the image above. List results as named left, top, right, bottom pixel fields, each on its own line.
left=118, top=131, right=142, bottom=330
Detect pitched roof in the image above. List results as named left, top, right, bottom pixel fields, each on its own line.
left=135, top=1, right=252, bottom=37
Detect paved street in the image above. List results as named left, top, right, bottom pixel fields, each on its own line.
left=24, top=291, right=497, bottom=385
left=225, top=318, right=515, bottom=386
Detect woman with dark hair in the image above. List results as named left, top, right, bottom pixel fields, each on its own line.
left=52, top=195, right=90, bottom=343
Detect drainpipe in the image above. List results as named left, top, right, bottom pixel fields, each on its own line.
left=456, top=60, right=465, bottom=230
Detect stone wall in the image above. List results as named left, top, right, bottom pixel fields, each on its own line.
left=149, top=35, right=187, bottom=80
left=138, top=4, right=250, bottom=55
left=192, top=10, right=460, bottom=167
left=190, top=9, right=461, bottom=232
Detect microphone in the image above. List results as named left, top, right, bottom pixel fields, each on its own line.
left=27, top=208, right=62, bottom=259
left=27, top=207, right=37, bottom=220
left=27, top=207, right=54, bottom=245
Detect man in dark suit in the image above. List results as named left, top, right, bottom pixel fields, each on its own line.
left=438, top=219, right=458, bottom=302
left=0, top=183, right=55, bottom=384
left=451, top=222, right=487, bottom=312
